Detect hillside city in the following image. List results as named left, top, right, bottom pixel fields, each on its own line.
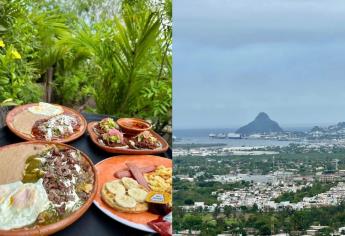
left=173, top=114, right=345, bottom=236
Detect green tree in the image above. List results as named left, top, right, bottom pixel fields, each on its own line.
left=183, top=215, right=203, bottom=230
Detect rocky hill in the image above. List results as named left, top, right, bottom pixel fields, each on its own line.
left=236, top=112, right=283, bottom=135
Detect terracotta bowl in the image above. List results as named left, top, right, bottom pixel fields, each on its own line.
left=0, top=141, right=98, bottom=236
left=116, top=118, right=152, bottom=136
left=87, top=121, right=169, bottom=155
left=6, top=103, right=87, bottom=143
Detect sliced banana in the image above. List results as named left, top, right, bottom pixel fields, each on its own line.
left=121, top=177, right=139, bottom=189
left=105, top=180, right=126, bottom=196
left=115, top=194, right=137, bottom=208
left=128, top=188, right=148, bottom=203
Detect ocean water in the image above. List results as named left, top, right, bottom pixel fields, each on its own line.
left=174, top=136, right=294, bottom=147
left=174, top=128, right=237, bottom=138
left=174, top=127, right=311, bottom=138
left=173, top=128, right=308, bottom=147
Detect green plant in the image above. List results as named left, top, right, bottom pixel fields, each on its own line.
left=93, top=4, right=161, bottom=115
left=53, top=68, right=95, bottom=106
left=0, top=0, right=72, bottom=103
left=0, top=41, right=42, bottom=104
left=62, top=1, right=172, bottom=131
left=0, top=0, right=172, bottom=134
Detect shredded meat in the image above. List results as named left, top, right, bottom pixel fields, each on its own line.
left=41, top=147, right=93, bottom=214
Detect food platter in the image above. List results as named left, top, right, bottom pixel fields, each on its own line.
left=93, top=155, right=172, bottom=233
left=87, top=119, right=169, bottom=154
left=1, top=104, right=172, bottom=235
left=0, top=141, right=97, bottom=236
left=6, top=103, right=87, bottom=143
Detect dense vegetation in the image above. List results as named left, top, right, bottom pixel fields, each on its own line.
left=0, top=0, right=172, bottom=132
left=173, top=203, right=345, bottom=235
left=174, top=178, right=250, bottom=206
left=174, top=146, right=345, bottom=235
left=174, top=149, right=345, bottom=177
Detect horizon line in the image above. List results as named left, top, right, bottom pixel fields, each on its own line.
left=174, top=122, right=338, bottom=130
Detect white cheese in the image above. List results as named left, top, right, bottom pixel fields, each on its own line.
left=38, top=115, right=78, bottom=140
left=65, top=190, right=80, bottom=211
left=74, top=165, right=81, bottom=173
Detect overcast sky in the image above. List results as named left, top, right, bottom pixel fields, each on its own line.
left=173, top=0, right=345, bottom=129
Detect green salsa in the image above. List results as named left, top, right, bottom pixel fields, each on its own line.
left=22, top=154, right=45, bottom=183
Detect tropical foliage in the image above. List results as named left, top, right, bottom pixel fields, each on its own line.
left=0, top=0, right=172, bottom=133
left=174, top=204, right=345, bottom=235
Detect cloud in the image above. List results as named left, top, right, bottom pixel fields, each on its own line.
left=173, top=0, right=345, bottom=129
left=174, top=0, right=345, bottom=49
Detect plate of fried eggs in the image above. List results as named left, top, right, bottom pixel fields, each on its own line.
left=0, top=142, right=97, bottom=236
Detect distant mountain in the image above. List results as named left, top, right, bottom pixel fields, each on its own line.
left=309, top=122, right=345, bottom=134
left=310, top=126, right=325, bottom=133
left=236, top=112, right=283, bottom=135
left=327, top=122, right=345, bottom=132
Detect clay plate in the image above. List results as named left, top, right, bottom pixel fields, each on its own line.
left=93, top=155, right=172, bottom=233
left=87, top=121, right=169, bottom=155
left=6, top=103, right=87, bottom=143
left=0, top=141, right=98, bottom=236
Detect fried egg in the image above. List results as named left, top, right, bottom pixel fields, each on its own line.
left=28, top=102, right=63, bottom=116
left=0, top=179, right=50, bottom=230
left=0, top=181, right=22, bottom=204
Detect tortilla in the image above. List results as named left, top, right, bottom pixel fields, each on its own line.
left=0, top=143, right=49, bottom=184
left=12, top=110, right=50, bottom=136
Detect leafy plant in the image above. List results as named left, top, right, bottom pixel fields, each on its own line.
left=63, top=1, right=172, bottom=131
left=0, top=0, right=172, bottom=134
left=0, top=40, right=42, bottom=104
left=53, top=68, right=95, bottom=106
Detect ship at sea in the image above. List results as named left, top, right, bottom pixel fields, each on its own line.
left=227, top=133, right=241, bottom=139
left=209, top=133, right=226, bottom=139
left=209, top=132, right=241, bottom=139
left=217, top=133, right=226, bottom=139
